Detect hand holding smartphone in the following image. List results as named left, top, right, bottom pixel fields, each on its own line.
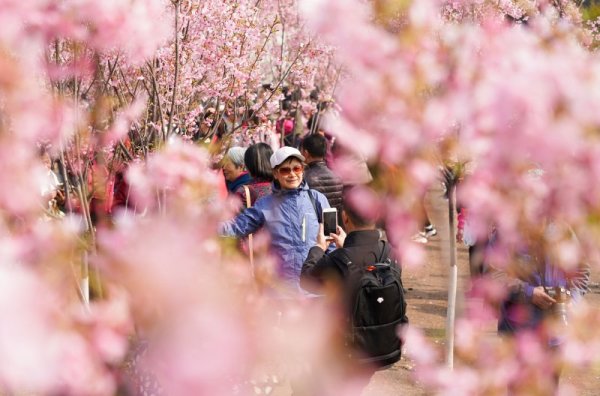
left=322, top=208, right=338, bottom=239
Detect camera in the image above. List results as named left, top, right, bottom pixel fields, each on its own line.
left=547, top=287, right=571, bottom=326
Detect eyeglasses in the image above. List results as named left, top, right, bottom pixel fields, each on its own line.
left=277, top=165, right=304, bottom=176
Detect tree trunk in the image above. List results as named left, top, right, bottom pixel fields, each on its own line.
left=445, top=182, right=458, bottom=368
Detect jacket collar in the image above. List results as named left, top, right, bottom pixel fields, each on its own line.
left=272, top=179, right=310, bottom=195
left=228, top=172, right=252, bottom=192
left=306, top=160, right=327, bottom=169
left=344, top=229, right=382, bottom=246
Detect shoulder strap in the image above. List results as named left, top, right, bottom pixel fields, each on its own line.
left=243, top=185, right=251, bottom=209
left=337, top=247, right=357, bottom=279
left=377, top=240, right=391, bottom=263
left=242, top=185, right=254, bottom=272
left=307, top=189, right=321, bottom=223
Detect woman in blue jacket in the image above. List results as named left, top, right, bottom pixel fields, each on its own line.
left=221, top=146, right=332, bottom=294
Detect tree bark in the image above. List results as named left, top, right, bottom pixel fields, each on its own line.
left=445, top=182, right=458, bottom=368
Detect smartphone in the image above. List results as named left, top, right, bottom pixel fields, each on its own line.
left=322, top=208, right=338, bottom=237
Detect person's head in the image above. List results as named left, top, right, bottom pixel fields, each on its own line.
left=222, top=147, right=247, bottom=182
left=270, top=146, right=306, bottom=190
left=39, top=147, right=52, bottom=170
left=244, top=143, right=273, bottom=181
left=200, top=108, right=216, bottom=132
left=300, top=134, right=327, bottom=162
left=276, top=118, right=294, bottom=136
left=342, top=187, right=378, bottom=231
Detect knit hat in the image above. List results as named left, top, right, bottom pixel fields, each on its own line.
left=226, top=147, right=247, bottom=167
left=270, top=146, right=305, bottom=168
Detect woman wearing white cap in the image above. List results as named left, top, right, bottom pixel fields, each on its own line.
left=221, top=146, right=332, bottom=295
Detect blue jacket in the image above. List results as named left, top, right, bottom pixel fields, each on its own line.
left=222, top=180, right=332, bottom=292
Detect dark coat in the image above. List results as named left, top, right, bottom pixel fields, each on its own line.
left=300, top=229, right=391, bottom=291
left=300, top=229, right=406, bottom=368
left=303, top=160, right=343, bottom=220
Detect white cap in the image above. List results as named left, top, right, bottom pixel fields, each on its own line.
left=270, top=146, right=305, bottom=168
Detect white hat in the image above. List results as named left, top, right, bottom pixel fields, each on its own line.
left=270, top=146, right=305, bottom=168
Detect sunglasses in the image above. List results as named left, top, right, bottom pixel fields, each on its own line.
left=278, top=165, right=304, bottom=176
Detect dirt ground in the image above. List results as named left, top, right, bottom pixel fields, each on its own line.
left=362, top=189, right=600, bottom=396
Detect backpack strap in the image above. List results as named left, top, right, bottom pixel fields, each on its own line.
left=243, top=185, right=252, bottom=209
left=307, top=189, right=322, bottom=223
left=342, top=239, right=391, bottom=269
left=377, top=240, right=391, bottom=264
left=243, top=185, right=254, bottom=273
left=337, top=247, right=355, bottom=279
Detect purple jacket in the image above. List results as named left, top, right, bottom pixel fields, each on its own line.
left=496, top=253, right=589, bottom=334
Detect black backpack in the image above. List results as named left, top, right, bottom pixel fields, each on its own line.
left=341, top=240, right=408, bottom=368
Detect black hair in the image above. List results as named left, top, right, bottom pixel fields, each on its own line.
left=290, top=88, right=302, bottom=102
left=281, top=98, right=292, bottom=111
left=309, top=88, right=320, bottom=102
left=301, top=134, right=327, bottom=158
left=244, top=143, right=274, bottom=181
left=342, top=186, right=378, bottom=228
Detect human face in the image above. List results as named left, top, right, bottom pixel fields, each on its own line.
left=274, top=158, right=304, bottom=190
left=222, top=159, right=243, bottom=182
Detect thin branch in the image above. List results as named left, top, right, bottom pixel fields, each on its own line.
left=100, top=54, right=121, bottom=96
left=118, top=66, right=135, bottom=99
left=146, top=60, right=166, bottom=132
left=245, top=15, right=279, bottom=88
left=167, top=0, right=182, bottom=140
left=248, top=41, right=312, bottom=118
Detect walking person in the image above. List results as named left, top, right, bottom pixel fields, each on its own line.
left=221, top=147, right=332, bottom=295
left=409, top=196, right=436, bottom=244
